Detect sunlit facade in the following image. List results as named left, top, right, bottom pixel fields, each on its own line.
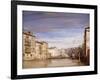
left=23, top=32, right=36, bottom=60
left=23, top=31, right=49, bottom=60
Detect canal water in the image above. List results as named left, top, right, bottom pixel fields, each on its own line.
left=23, top=58, right=85, bottom=69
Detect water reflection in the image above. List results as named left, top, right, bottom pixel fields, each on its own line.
left=23, top=59, right=51, bottom=68
left=23, top=58, right=84, bottom=69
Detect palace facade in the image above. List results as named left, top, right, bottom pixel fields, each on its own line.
left=23, top=31, right=50, bottom=60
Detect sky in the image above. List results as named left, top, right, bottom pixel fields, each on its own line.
left=23, top=11, right=89, bottom=49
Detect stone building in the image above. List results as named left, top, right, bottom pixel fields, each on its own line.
left=35, top=41, right=42, bottom=59
left=41, top=41, right=48, bottom=59
left=48, top=47, right=60, bottom=58
left=23, top=31, right=36, bottom=60
left=84, top=27, right=90, bottom=64
left=23, top=31, right=50, bottom=60
left=35, top=41, right=49, bottom=59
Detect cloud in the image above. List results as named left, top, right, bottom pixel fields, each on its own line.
left=23, top=11, right=88, bottom=49
left=37, top=35, right=83, bottom=49
left=23, top=11, right=89, bottom=33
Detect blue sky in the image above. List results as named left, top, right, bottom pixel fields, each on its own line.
left=23, top=11, right=89, bottom=49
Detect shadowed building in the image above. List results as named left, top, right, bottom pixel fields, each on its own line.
left=84, top=27, right=90, bottom=65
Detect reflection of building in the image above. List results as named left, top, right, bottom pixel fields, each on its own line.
left=84, top=27, right=90, bottom=64
left=23, top=32, right=36, bottom=60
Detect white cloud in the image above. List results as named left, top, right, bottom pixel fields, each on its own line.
left=38, top=36, right=83, bottom=49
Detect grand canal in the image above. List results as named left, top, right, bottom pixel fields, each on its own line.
left=23, top=58, right=85, bottom=69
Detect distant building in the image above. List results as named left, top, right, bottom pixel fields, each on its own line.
left=59, top=49, right=68, bottom=58
left=48, top=47, right=60, bottom=58
left=23, top=31, right=36, bottom=60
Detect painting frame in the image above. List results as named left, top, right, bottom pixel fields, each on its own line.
left=11, top=0, right=97, bottom=79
